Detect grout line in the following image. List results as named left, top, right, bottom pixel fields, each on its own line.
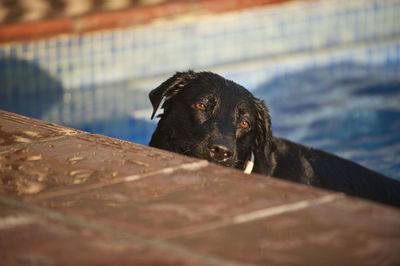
left=124, top=160, right=209, bottom=182
left=0, top=193, right=246, bottom=266
left=0, top=214, right=38, bottom=230
left=164, top=193, right=346, bottom=240
left=0, top=133, right=91, bottom=153
left=29, top=160, right=209, bottom=201
left=232, top=193, right=345, bottom=224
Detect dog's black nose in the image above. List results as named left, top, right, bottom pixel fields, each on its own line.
left=209, top=144, right=233, bottom=161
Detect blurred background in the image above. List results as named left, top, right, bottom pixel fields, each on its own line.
left=0, top=0, right=399, bottom=179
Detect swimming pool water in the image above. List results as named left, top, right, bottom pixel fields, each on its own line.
left=254, top=62, right=400, bottom=180
left=1, top=60, right=400, bottom=180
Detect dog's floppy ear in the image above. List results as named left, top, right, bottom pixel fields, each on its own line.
left=253, top=98, right=275, bottom=173
left=149, top=71, right=197, bottom=119
left=254, top=98, right=273, bottom=150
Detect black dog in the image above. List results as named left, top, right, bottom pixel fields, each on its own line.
left=149, top=71, right=400, bottom=208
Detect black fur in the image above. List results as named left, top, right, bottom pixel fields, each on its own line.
left=149, top=71, right=400, bottom=208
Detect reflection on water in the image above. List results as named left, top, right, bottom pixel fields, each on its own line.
left=254, top=63, right=400, bottom=180
left=0, top=57, right=63, bottom=118
left=0, top=57, right=156, bottom=145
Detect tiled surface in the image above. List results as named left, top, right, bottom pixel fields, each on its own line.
left=0, top=0, right=288, bottom=26
left=173, top=198, right=400, bottom=265
left=1, top=111, right=400, bottom=265
left=1, top=0, right=399, bottom=88
left=0, top=206, right=201, bottom=266
left=35, top=164, right=335, bottom=238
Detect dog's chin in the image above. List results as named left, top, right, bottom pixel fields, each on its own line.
left=204, top=153, right=239, bottom=169
left=209, top=158, right=236, bottom=168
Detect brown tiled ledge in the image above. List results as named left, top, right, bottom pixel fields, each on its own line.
left=1, top=110, right=399, bottom=265
left=0, top=0, right=293, bottom=44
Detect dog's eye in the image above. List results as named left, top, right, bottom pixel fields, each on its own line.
left=240, top=120, right=250, bottom=129
left=195, top=103, right=206, bottom=110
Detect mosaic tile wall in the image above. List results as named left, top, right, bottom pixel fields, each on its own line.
left=0, top=0, right=399, bottom=128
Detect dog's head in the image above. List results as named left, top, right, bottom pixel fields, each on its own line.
left=149, top=71, right=274, bottom=173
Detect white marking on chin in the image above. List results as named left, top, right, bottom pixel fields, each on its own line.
left=244, top=152, right=255, bottom=175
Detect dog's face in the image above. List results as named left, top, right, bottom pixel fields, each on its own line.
left=149, top=71, right=273, bottom=172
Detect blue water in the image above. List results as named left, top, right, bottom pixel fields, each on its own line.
left=254, top=63, right=400, bottom=180
left=1, top=58, right=400, bottom=180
